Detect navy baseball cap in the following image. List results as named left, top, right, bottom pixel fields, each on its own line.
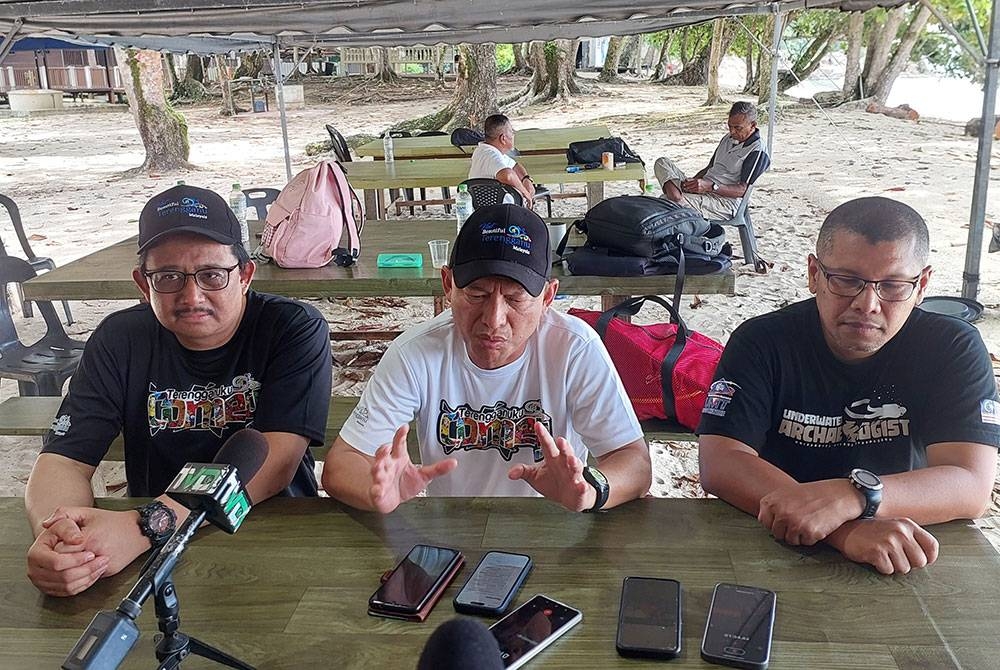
left=137, top=185, right=242, bottom=253
left=450, top=204, right=550, bottom=296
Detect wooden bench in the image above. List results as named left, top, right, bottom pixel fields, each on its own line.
left=0, top=396, right=695, bottom=462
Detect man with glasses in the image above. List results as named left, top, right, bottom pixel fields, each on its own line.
left=698, top=197, right=999, bottom=575
left=653, top=101, right=767, bottom=218
left=25, top=184, right=331, bottom=596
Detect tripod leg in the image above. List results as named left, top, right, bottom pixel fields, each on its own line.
left=186, top=636, right=256, bottom=670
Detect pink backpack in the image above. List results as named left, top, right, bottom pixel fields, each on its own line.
left=260, top=160, right=364, bottom=268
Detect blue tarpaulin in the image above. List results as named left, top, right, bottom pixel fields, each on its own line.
left=11, top=37, right=107, bottom=52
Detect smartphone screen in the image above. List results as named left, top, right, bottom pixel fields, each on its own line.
left=454, top=552, right=531, bottom=615
left=369, top=545, right=462, bottom=614
left=616, top=577, right=681, bottom=658
left=489, top=594, right=582, bottom=669
left=701, top=583, right=776, bottom=669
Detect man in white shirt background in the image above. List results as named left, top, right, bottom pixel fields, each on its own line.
left=468, top=114, right=537, bottom=204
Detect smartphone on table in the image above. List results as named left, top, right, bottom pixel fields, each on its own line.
left=367, top=544, right=464, bottom=622
left=489, top=594, right=581, bottom=669
left=454, top=551, right=532, bottom=617
left=616, top=576, right=682, bottom=659
left=700, top=582, right=776, bottom=670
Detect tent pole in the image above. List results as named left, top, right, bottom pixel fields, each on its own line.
left=765, top=6, right=784, bottom=157
left=0, top=18, right=24, bottom=65
left=962, top=0, right=1000, bottom=300
left=273, top=40, right=292, bottom=183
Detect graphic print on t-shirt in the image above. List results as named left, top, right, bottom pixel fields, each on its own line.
left=778, top=397, right=910, bottom=447
left=148, top=374, right=261, bottom=437
left=437, top=399, right=552, bottom=462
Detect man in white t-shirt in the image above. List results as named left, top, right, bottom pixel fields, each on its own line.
left=468, top=114, right=536, bottom=204
left=322, top=204, right=651, bottom=512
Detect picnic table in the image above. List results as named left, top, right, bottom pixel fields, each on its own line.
left=22, top=220, right=734, bottom=314
left=343, top=154, right=646, bottom=220
left=355, top=124, right=613, bottom=159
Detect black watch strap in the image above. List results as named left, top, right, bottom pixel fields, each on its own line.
left=849, top=468, right=883, bottom=520
left=136, top=500, right=177, bottom=548
left=582, top=466, right=610, bottom=513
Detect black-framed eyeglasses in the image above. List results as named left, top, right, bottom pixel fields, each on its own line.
left=142, top=265, right=240, bottom=294
left=815, top=259, right=923, bottom=302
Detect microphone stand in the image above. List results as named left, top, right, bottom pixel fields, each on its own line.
left=152, top=575, right=252, bottom=670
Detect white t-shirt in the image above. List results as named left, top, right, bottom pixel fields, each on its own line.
left=339, top=309, right=643, bottom=496
left=469, top=142, right=517, bottom=180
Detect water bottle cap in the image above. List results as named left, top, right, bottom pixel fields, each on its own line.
left=458, top=184, right=468, bottom=192
left=232, top=183, right=241, bottom=190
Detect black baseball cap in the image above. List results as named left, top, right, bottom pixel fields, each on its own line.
left=450, top=204, right=551, bottom=296
left=137, top=184, right=242, bottom=254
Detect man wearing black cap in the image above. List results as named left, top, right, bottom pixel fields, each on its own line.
left=25, top=184, right=331, bottom=596
left=323, top=204, right=651, bottom=512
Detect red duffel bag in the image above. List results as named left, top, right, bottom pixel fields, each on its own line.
left=569, top=295, right=724, bottom=430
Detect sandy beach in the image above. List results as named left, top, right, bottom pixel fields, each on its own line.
left=0, top=72, right=998, bottom=530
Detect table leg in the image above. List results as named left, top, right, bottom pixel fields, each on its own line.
left=586, top=182, right=605, bottom=209
left=434, top=296, right=446, bottom=315
left=601, top=294, right=631, bottom=322
left=363, top=189, right=378, bottom=221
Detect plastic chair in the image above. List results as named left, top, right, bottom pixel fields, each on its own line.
left=0, top=194, right=73, bottom=325
left=708, top=152, right=770, bottom=273
left=242, top=187, right=280, bottom=222
left=324, top=124, right=352, bottom=164
left=0, top=256, right=85, bottom=396
left=460, top=178, right=525, bottom=209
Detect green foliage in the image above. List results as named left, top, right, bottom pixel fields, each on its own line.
left=495, top=44, right=514, bottom=73
left=913, top=0, right=990, bottom=80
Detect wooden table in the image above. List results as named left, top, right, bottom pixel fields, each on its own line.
left=356, top=125, right=612, bottom=159
left=22, top=220, right=734, bottom=313
left=2, top=497, right=998, bottom=669
left=343, top=154, right=645, bottom=220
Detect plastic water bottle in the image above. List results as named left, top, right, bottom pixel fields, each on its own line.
left=383, top=133, right=395, bottom=163
left=644, top=183, right=658, bottom=196
left=502, top=192, right=516, bottom=205
left=455, top=184, right=474, bottom=233
left=228, top=183, right=249, bottom=249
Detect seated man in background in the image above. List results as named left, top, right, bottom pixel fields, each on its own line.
left=323, top=204, right=651, bottom=512
left=698, top=196, right=1000, bottom=575
left=25, top=185, right=332, bottom=596
left=654, top=101, right=767, bottom=219
left=468, top=113, right=536, bottom=204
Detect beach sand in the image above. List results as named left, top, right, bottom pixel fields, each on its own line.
left=1, top=74, right=998, bottom=532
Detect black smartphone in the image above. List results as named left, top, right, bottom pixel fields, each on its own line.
left=616, top=576, right=682, bottom=659
left=489, top=594, right=582, bottom=669
left=700, top=583, right=776, bottom=670
left=453, top=551, right=532, bottom=617
left=368, top=544, right=464, bottom=616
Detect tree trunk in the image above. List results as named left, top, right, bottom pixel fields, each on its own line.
left=598, top=36, right=627, bottom=83
left=118, top=48, right=191, bottom=173
left=561, top=39, right=582, bottom=94
left=756, top=14, right=777, bottom=104
left=777, top=17, right=845, bottom=93
left=164, top=54, right=180, bottom=92
left=528, top=42, right=547, bottom=97
left=433, top=45, right=447, bottom=86
left=234, top=51, right=264, bottom=79
left=862, top=7, right=906, bottom=85
left=184, top=54, right=204, bottom=83
left=215, top=54, right=236, bottom=116
left=662, top=26, right=716, bottom=86
left=651, top=37, right=672, bottom=81
left=868, top=5, right=932, bottom=104
left=375, top=47, right=400, bottom=83
left=743, top=45, right=755, bottom=92
left=545, top=39, right=577, bottom=100
left=621, top=35, right=641, bottom=75
left=705, top=19, right=726, bottom=106
left=842, top=12, right=865, bottom=100
left=512, top=42, right=530, bottom=75
left=447, top=44, right=498, bottom=129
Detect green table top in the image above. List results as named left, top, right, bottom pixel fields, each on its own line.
left=23, top=220, right=734, bottom=302
left=343, top=154, right=645, bottom=190
left=2, top=496, right=997, bottom=669
left=356, top=125, right=613, bottom=159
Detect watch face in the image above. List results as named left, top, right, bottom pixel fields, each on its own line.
left=588, top=467, right=609, bottom=488
left=149, top=508, right=174, bottom=535
left=852, top=469, right=881, bottom=489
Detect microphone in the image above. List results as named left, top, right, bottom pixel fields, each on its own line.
left=417, top=617, right=504, bottom=670
left=62, top=429, right=269, bottom=670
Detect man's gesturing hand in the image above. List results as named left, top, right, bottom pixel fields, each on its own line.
left=508, top=422, right=594, bottom=512
left=369, top=425, right=457, bottom=514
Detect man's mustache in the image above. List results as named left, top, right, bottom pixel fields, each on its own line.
left=173, top=307, right=214, bottom=318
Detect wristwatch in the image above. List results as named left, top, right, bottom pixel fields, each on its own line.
left=136, top=500, right=177, bottom=548
left=711, top=182, right=719, bottom=192
left=582, top=466, right=610, bottom=513
left=848, top=468, right=883, bottom=519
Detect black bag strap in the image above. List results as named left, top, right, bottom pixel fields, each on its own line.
left=593, top=294, right=690, bottom=422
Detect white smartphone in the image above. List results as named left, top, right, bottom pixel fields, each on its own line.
left=489, top=594, right=582, bottom=669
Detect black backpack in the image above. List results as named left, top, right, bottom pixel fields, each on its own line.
left=567, top=137, right=645, bottom=166
left=450, top=127, right=486, bottom=153
left=558, top=196, right=729, bottom=310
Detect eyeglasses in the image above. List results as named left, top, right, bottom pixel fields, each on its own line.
left=143, top=265, right=239, bottom=294
left=815, top=260, right=923, bottom=302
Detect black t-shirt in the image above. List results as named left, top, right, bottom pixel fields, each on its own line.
left=42, top=291, right=331, bottom=496
left=697, top=299, right=1000, bottom=482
